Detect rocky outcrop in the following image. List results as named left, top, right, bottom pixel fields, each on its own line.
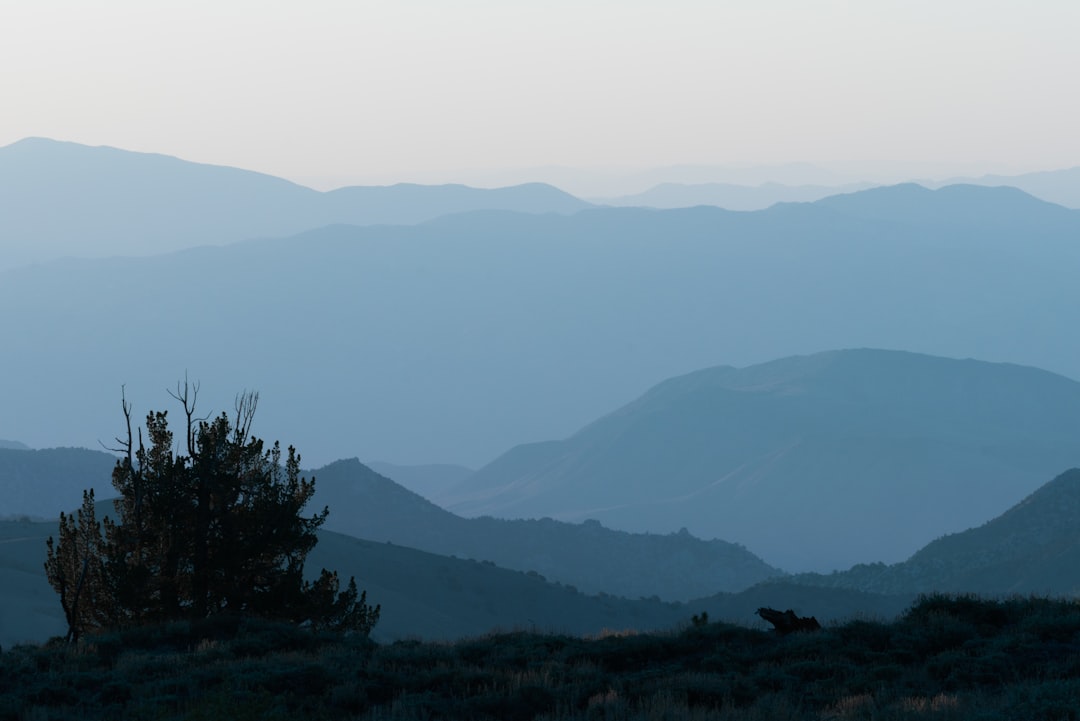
left=757, top=607, right=821, bottom=635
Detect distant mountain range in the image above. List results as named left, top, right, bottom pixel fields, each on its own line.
left=593, top=181, right=875, bottom=210
left=0, top=447, right=117, bottom=518
left=313, top=458, right=781, bottom=601
left=0, top=137, right=590, bottom=269
left=441, top=350, right=1080, bottom=572
left=927, top=167, right=1080, bottom=209
left=594, top=168, right=1080, bottom=212
left=4, top=182, right=1080, bottom=468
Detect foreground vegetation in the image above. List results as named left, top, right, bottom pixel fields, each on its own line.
left=46, top=387, right=378, bottom=643
left=3, top=594, right=1080, bottom=720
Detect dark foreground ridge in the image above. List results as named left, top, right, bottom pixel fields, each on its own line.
left=3, top=594, right=1079, bottom=720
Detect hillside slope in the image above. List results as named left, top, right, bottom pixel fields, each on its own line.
left=443, top=350, right=1080, bottom=572
left=314, top=458, right=782, bottom=601
left=0, top=450, right=781, bottom=603
left=0, top=516, right=687, bottom=648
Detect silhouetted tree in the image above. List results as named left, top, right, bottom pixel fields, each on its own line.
left=45, top=489, right=111, bottom=642
left=46, top=382, right=379, bottom=641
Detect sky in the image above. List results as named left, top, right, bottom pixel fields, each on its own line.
left=2, top=1, right=1079, bottom=194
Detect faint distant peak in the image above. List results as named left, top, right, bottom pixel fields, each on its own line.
left=326, top=179, right=590, bottom=205
left=0, top=136, right=316, bottom=192
left=922, top=166, right=1080, bottom=209
left=0, top=439, right=30, bottom=450
left=807, top=181, right=1074, bottom=225
left=4, top=136, right=79, bottom=149
left=636, top=348, right=1077, bottom=406
left=1, top=138, right=589, bottom=204
left=4, top=136, right=55, bottom=148
left=3, top=135, right=179, bottom=161
left=589, top=180, right=875, bottom=211
left=819, top=181, right=1045, bottom=203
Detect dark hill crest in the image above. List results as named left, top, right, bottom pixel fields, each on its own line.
left=312, top=458, right=781, bottom=602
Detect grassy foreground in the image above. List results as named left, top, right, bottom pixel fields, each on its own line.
left=3, top=594, right=1080, bottom=720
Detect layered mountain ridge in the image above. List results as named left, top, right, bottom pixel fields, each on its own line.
left=313, top=458, right=781, bottom=601
left=0, top=137, right=589, bottom=269
left=442, top=350, right=1080, bottom=571
left=4, top=180, right=1080, bottom=468
left=0, top=448, right=781, bottom=603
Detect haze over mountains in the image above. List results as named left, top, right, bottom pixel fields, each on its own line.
left=311, top=458, right=781, bottom=601
left=0, top=447, right=117, bottom=518
left=443, top=350, right=1080, bottom=571
left=594, top=181, right=876, bottom=210
left=790, top=468, right=1080, bottom=597
left=592, top=167, right=1080, bottom=211
left=3, top=151, right=1080, bottom=468
left=6, top=351, right=1078, bottom=582
left=365, top=461, right=473, bottom=500
left=6, top=138, right=1080, bottom=643
left=0, top=138, right=588, bottom=270
left=925, top=167, right=1080, bottom=209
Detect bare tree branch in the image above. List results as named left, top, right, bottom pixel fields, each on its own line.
left=233, top=390, right=259, bottom=446
left=100, top=385, right=134, bottom=462
left=167, top=373, right=209, bottom=457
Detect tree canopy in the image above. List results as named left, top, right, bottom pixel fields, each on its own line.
left=45, top=383, right=379, bottom=642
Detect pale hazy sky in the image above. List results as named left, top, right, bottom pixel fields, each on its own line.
left=2, top=1, right=1078, bottom=192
